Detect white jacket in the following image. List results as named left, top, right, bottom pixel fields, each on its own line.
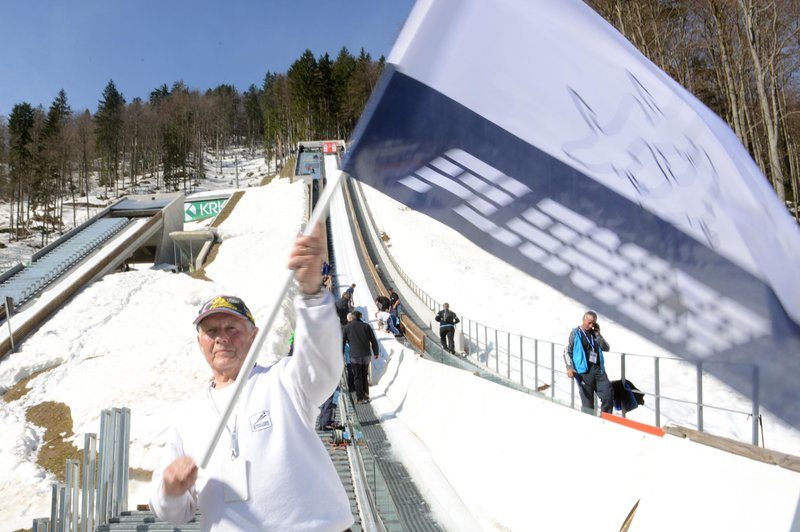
left=150, top=293, right=354, bottom=531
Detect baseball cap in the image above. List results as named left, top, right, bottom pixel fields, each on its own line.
left=194, top=295, right=255, bottom=327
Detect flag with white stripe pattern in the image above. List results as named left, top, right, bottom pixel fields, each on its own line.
left=343, top=0, right=800, bottom=431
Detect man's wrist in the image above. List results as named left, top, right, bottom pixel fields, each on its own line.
left=297, top=281, right=326, bottom=300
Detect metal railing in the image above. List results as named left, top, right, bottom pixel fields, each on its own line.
left=455, top=318, right=760, bottom=444
left=32, top=407, right=130, bottom=532
left=348, top=179, right=761, bottom=447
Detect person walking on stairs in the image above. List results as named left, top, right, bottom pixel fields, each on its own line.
left=435, top=303, right=460, bottom=355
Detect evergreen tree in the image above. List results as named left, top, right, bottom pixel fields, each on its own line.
left=149, top=84, right=170, bottom=106
left=332, top=47, right=357, bottom=138
left=0, top=118, right=8, bottom=199
left=38, top=89, right=72, bottom=242
left=7, top=102, right=36, bottom=239
left=317, top=53, right=336, bottom=139
left=262, top=72, right=288, bottom=166
left=95, top=80, right=126, bottom=194
left=288, top=49, right=319, bottom=140
left=243, top=84, right=263, bottom=153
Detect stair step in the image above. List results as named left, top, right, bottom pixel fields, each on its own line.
left=99, top=511, right=200, bottom=531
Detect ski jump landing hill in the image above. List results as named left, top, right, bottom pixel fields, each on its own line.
left=0, top=194, right=184, bottom=359
left=328, top=151, right=800, bottom=531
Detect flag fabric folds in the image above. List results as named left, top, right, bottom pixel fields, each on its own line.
left=343, top=0, right=800, bottom=430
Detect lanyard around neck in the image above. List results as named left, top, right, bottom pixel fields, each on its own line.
left=207, top=384, right=239, bottom=460
left=580, top=328, right=595, bottom=350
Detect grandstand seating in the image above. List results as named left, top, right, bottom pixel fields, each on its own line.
left=0, top=218, right=130, bottom=309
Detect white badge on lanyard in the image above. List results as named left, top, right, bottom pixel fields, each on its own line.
left=223, top=458, right=249, bottom=503
left=589, top=350, right=598, bottom=364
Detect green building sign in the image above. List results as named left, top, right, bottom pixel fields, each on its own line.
left=184, top=198, right=227, bottom=222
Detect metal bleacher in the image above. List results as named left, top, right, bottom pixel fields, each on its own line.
left=0, top=217, right=131, bottom=310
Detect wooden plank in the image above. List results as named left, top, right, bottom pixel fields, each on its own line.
left=662, top=424, right=800, bottom=469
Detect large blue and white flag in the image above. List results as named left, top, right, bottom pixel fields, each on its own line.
left=343, top=0, right=800, bottom=429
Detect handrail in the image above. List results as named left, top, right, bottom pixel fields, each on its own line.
left=348, top=179, right=762, bottom=448
left=339, top=384, right=387, bottom=532
left=325, top=168, right=386, bottom=532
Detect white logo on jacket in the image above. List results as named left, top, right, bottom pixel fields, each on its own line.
left=249, top=410, right=273, bottom=431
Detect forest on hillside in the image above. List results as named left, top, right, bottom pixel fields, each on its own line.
left=0, top=47, right=382, bottom=242
left=0, top=0, right=799, bottom=247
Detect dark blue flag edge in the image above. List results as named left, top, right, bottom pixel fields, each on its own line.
left=344, top=66, right=800, bottom=430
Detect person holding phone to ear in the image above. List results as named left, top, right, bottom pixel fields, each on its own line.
left=564, top=310, right=613, bottom=414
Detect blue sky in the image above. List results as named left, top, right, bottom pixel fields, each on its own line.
left=0, top=0, right=416, bottom=117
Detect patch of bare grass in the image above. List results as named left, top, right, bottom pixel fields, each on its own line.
left=279, top=156, right=297, bottom=181
left=3, top=368, right=51, bottom=402
left=209, top=191, right=244, bottom=229
left=26, top=401, right=81, bottom=482
left=191, top=242, right=220, bottom=282
left=129, top=467, right=153, bottom=482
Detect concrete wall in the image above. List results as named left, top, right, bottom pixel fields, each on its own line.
left=372, top=344, right=800, bottom=531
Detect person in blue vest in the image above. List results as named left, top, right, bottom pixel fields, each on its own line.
left=564, top=310, right=613, bottom=413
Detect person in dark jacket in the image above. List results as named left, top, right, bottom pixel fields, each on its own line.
left=388, top=287, right=401, bottom=317
left=335, top=292, right=351, bottom=325
left=345, top=284, right=355, bottom=312
left=375, top=295, right=390, bottom=312
left=343, top=310, right=379, bottom=404
left=564, top=310, right=613, bottom=413
left=318, top=387, right=341, bottom=431
left=435, top=303, right=460, bottom=354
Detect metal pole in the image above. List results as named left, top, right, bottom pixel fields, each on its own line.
left=58, top=484, right=67, bottom=532
left=697, top=361, right=704, bottom=433
left=483, top=324, right=488, bottom=368
left=550, top=344, right=556, bottom=400
left=654, top=357, right=661, bottom=427
left=73, top=460, right=81, bottom=532
left=235, top=151, right=239, bottom=188
left=506, top=332, right=511, bottom=379
left=81, top=434, right=96, bottom=532
left=620, top=354, right=626, bottom=418
left=50, top=483, right=59, bottom=531
left=96, top=409, right=111, bottom=525
left=110, top=408, right=122, bottom=517
left=752, top=365, right=760, bottom=446
left=200, top=171, right=343, bottom=468
left=534, top=340, right=539, bottom=390
left=519, top=335, right=524, bottom=387
left=120, top=408, right=131, bottom=512
left=494, top=328, right=499, bottom=373
left=570, top=373, right=575, bottom=408
left=5, top=296, right=15, bottom=353
left=66, top=460, right=79, bottom=532
left=468, top=320, right=473, bottom=357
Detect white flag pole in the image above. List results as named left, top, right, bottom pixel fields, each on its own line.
left=199, top=169, right=344, bottom=468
